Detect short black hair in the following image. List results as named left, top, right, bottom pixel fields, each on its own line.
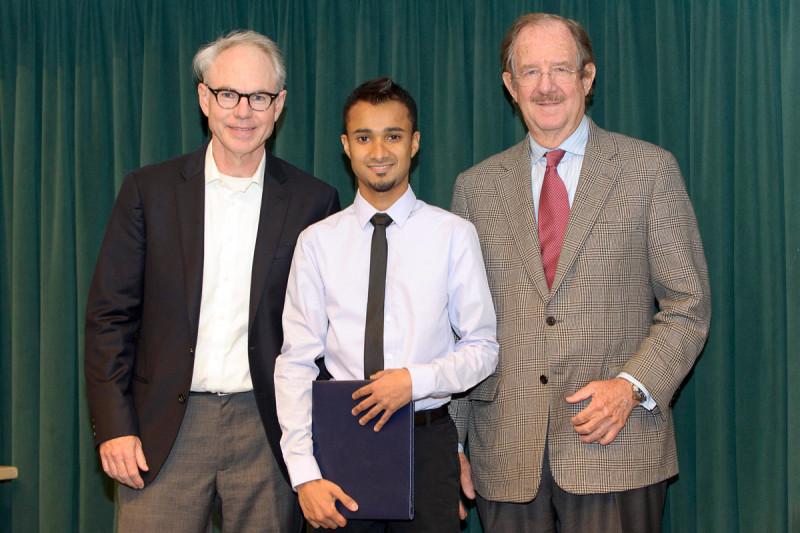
left=342, top=77, right=418, bottom=134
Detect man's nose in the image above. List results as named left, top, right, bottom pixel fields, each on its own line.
left=233, top=95, right=254, bottom=117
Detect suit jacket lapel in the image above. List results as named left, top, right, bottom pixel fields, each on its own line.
left=493, top=139, right=552, bottom=299
left=249, top=150, right=290, bottom=332
left=175, top=144, right=208, bottom=341
left=550, top=120, right=621, bottom=292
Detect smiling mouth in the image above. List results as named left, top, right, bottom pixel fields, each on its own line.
left=367, top=160, right=395, bottom=173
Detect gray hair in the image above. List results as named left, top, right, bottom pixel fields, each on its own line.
left=500, top=13, right=595, bottom=107
left=192, top=30, right=286, bottom=90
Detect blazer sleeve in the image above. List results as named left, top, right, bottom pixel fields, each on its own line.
left=621, top=150, right=711, bottom=416
left=84, top=172, right=146, bottom=446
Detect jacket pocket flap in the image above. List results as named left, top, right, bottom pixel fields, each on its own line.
left=469, top=374, right=501, bottom=402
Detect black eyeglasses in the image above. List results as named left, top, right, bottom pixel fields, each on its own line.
left=206, top=86, right=280, bottom=111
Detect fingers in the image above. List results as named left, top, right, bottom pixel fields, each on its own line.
left=353, top=402, right=396, bottom=431
left=134, top=440, right=150, bottom=472
left=350, top=370, right=412, bottom=431
left=99, top=435, right=146, bottom=489
left=298, top=479, right=358, bottom=529
left=334, top=486, right=358, bottom=514
left=351, top=395, right=376, bottom=417
left=371, top=408, right=396, bottom=432
left=121, top=453, right=145, bottom=489
left=565, top=382, right=593, bottom=404
left=458, top=452, right=475, bottom=520
left=459, top=452, right=475, bottom=499
left=351, top=381, right=374, bottom=401
left=568, top=378, right=636, bottom=445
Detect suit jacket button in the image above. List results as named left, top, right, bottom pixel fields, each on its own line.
left=546, top=316, right=556, bottom=326
left=539, top=375, right=548, bottom=385
left=188, top=347, right=194, bottom=355
left=178, top=394, right=186, bottom=404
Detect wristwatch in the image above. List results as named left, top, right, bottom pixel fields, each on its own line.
left=631, top=383, right=647, bottom=403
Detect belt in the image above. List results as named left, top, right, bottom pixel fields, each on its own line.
left=413, top=405, right=449, bottom=427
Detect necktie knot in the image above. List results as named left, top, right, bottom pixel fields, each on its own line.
left=370, top=213, right=393, bottom=228
left=545, top=149, right=566, bottom=169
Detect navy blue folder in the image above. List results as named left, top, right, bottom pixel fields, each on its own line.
left=312, top=380, right=414, bottom=520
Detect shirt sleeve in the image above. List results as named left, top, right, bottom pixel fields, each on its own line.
left=617, top=372, right=657, bottom=410
left=405, top=222, right=499, bottom=400
left=274, top=231, right=327, bottom=489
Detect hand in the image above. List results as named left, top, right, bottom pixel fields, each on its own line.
left=98, top=435, right=149, bottom=489
left=566, top=377, right=639, bottom=445
left=351, top=369, right=412, bottom=431
left=458, top=452, right=475, bottom=520
left=297, top=479, right=358, bottom=529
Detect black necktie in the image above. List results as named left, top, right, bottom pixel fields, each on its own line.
left=364, top=213, right=392, bottom=379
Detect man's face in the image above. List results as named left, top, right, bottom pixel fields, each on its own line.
left=341, top=100, right=420, bottom=207
left=502, top=22, right=595, bottom=149
left=198, top=43, right=286, bottom=173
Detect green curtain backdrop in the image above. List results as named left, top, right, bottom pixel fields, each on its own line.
left=1, top=0, right=797, bottom=531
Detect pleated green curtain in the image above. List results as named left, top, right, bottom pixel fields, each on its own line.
left=1, top=1, right=797, bottom=531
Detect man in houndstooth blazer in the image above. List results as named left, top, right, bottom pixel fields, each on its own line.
left=450, top=14, right=711, bottom=532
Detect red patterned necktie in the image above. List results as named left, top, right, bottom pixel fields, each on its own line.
left=538, top=149, right=568, bottom=290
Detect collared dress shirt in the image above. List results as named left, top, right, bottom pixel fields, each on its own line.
left=275, top=186, right=499, bottom=488
left=528, top=115, right=655, bottom=410
left=190, top=141, right=265, bottom=393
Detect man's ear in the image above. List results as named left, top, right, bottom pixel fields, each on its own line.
left=271, top=90, right=287, bottom=122
left=581, top=63, right=596, bottom=95
left=411, top=131, right=420, bottom=158
left=198, top=83, right=210, bottom=117
left=341, top=134, right=351, bottom=159
left=502, top=72, right=518, bottom=103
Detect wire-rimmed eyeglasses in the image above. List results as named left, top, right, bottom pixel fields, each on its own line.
left=514, top=67, right=582, bottom=87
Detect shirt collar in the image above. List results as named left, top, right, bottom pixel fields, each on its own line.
left=528, top=114, right=590, bottom=163
left=354, top=186, right=417, bottom=229
left=204, top=139, right=266, bottom=190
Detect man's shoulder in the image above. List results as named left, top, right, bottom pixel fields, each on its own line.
left=127, top=146, right=203, bottom=180
left=457, top=139, right=529, bottom=184
left=590, top=124, right=675, bottom=162
left=298, top=204, right=355, bottom=237
left=414, top=200, right=475, bottom=230
left=267, top=152, right=337, bottom=195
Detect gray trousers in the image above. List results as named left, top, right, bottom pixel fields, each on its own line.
left=476, top=444, right=668, bottom=533
left=118, top=391, right=302, bottom=533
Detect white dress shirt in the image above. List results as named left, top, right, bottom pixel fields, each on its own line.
left=190, top=141, right=265, bottom=393
left=275, top=186, right=499, bottom=488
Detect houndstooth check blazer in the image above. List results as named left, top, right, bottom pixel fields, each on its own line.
left=449, top=119, right=711, bottom=502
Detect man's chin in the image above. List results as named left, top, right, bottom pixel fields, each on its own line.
left=368, top=178, right=398, bottom=193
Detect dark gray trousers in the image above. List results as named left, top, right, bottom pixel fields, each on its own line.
left=476, top=445, right=668, bottom=533
left=118, top=391, right=302, bottom=533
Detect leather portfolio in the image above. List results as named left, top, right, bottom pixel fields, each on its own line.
left=312, top=379, right=414, bottom=520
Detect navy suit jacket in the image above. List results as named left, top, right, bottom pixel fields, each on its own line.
left=85, top=142, right=340, bottom=485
